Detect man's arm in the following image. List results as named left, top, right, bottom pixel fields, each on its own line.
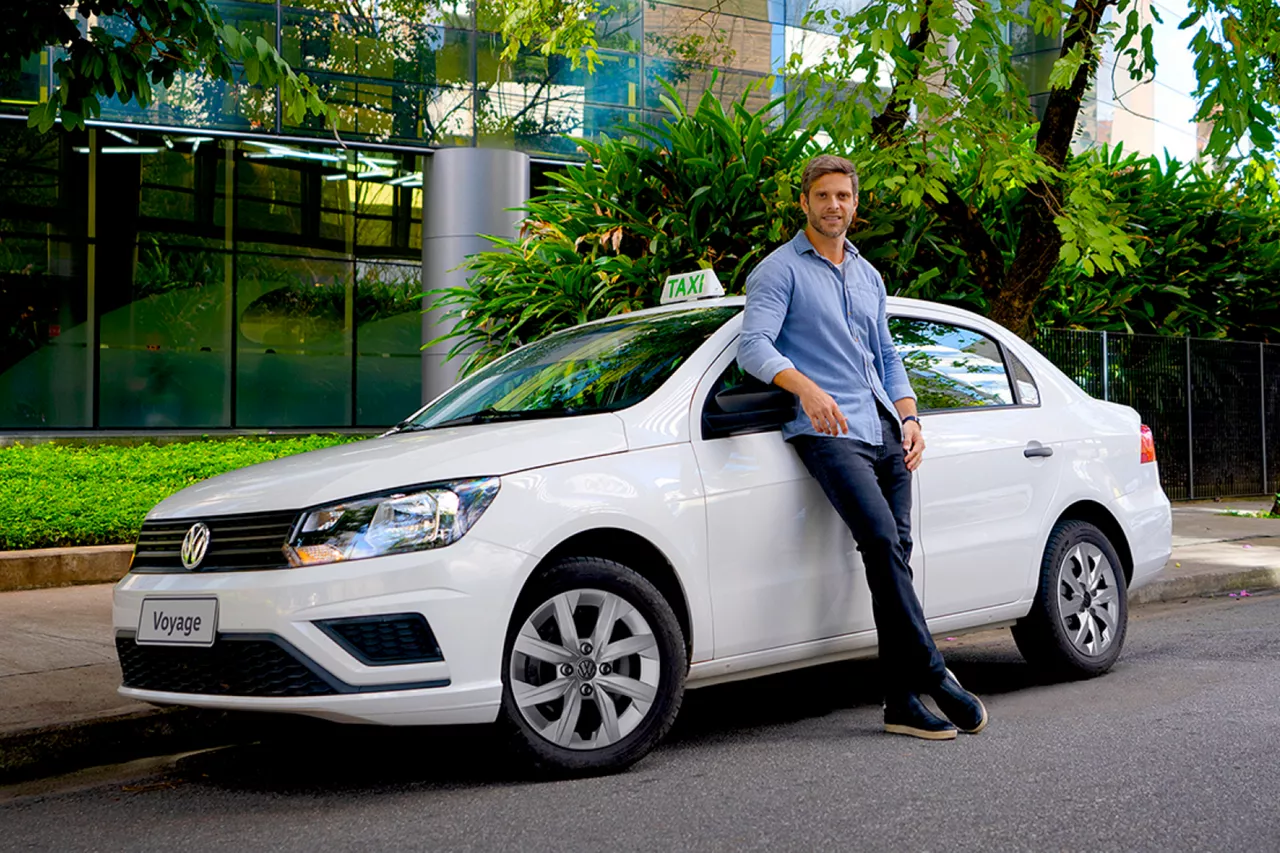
left=737, top=260, right=796, bottom=386
left=894, top=395, right=924, bottom=471
left=773, top=368, right=848, bottom=436
left=874, top=273, right=917, bottom=407
left=875, top=279, right=925, bottom=470
left=739, top=262, right=849, bottom=436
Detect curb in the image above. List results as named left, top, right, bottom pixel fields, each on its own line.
left=0, top=546, right=132, bottom=593
left=0, top=707, right=249, bottom=787
left=1128, top=566, right=1280, bottom=606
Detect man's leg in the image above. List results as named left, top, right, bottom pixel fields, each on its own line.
left=790, top=433, right=945, bottom=694
left=871, top=407, right=988, bottom=734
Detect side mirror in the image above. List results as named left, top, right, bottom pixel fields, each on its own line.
left=702, top=377, right=795, bottom=439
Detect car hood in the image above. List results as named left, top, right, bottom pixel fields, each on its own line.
left=148, top=414, right=629, bottom=520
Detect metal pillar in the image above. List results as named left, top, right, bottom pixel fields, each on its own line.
left=1101, top=330, right=1109, bottom=401
left=420, top=147, right=530, bottom=405
left=1187, top=336, right=1194, bottom=500
left=1262, top=342, right=1269, bottom=495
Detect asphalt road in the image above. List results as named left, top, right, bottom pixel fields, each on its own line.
left=4, top=593, right=1280, bottom=853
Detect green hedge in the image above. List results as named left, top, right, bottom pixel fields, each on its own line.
left=0, top=436, right=363, bottom=551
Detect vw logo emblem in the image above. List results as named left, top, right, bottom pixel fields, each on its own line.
left=180, top=522, right=211, bottom=570
left=576, top=659, right=597, bottom=680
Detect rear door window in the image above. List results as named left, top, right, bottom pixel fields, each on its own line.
left=888, top=318, right=1015, bottom=412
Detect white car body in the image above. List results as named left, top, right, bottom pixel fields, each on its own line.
left=114, top=296, right=1172, bottom=729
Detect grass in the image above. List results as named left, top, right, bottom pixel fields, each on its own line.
left=1218, top=510, right=1280, bottom=519
left=1217, top=494, right=1280, bottom=520
left=0, top=436, right=364, bottom=551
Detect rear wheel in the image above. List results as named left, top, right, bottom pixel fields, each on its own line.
left=499, top=557, right=686, bottom=776
left=1012, top=520, right=1128, bottom=678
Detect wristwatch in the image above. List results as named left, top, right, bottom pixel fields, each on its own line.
left=901, top=415, right=921, bottom=427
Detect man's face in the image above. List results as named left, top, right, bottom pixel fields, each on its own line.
left=800, top=172, right=857, bottom=239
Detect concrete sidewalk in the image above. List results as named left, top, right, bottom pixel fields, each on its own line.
left=2, top=499, right=1279, bottom=785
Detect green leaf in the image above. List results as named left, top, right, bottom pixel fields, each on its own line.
left=1048, top=43, right=1086, bottom=91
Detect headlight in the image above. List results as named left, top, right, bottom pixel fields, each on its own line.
left=284, top=478, right=500, bottom=567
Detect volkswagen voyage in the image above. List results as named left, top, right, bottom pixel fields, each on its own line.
left=114, top=293, right=1172, bottom=774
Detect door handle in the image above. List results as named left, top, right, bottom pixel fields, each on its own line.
left=1024, top=444, right=1054, bottom=458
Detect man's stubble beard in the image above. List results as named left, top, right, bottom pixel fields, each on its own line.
left=806, top=207, right=850, bottom=240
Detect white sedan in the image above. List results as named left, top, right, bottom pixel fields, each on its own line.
left=114, top=294, right=1172, bottom=774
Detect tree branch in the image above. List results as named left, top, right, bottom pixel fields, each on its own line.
left=869, top=9, right=932, bottom=144
left=1035, top=0, right=1115, bottom=167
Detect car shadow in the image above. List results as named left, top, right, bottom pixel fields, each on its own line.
left=165, top=638, right=1067, bottom=796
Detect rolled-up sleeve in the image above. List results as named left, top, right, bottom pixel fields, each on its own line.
left=877, top=281, right=917, bottom=403
left=737, top=259, right=796, bottom=385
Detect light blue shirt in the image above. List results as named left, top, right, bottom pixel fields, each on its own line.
left=737, top=230, right=916, bottom=443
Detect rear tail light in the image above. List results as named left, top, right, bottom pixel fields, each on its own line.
left=1140, top=424, right=1156, bottom=464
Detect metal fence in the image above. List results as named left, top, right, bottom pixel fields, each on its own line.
left=1035, top=330, right=1280, bottom=501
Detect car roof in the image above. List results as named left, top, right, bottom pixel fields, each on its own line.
left=577, top=293, right=1002, bottom=337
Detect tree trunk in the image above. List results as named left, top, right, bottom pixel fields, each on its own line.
left=991, top=0, right=1113, bottom=337
left=925, top=186, right=1004, bottom=303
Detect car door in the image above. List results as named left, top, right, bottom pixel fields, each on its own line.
left=691, top=341, right=925, bottom=659
left=891, top=316, right=1064, bottom=618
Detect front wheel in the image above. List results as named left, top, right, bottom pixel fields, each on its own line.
left=1012, top=520, right=1128, bottom=678
left=499, top=557, right=686, bottom=776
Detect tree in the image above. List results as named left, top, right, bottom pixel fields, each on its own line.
left=784, top=0, right=1280, bottom=336
left=522, top=0, right=1280, bottom=337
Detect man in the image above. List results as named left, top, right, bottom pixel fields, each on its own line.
left=737, top=154, right=988, bottom=741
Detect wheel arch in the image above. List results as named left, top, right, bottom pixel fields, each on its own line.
left=1054, top=500, right=1134, bottom=585
left=525, top=528, right=694, bottom=663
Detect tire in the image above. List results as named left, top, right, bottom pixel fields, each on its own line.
left=1011, top=519, right=1128, bottom=679
left=499, top=557, right=686, bottom=776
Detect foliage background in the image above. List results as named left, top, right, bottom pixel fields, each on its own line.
left=0, top=436, right=361, bottom=550
left=435, top=85, right=1280, bottom=374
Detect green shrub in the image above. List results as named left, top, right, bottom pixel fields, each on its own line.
left=0, top=436, right=362, bottom=550
left=1036, top=149, right=1280, bottom=340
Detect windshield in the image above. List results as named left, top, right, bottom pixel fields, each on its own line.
left=402, top=306, right=740, bottom=430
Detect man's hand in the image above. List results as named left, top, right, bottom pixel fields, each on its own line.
left=798, top=387, right=848, bottom=436
left=902, top=420, right=925, bottom=471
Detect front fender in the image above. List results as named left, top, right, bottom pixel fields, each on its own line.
left=471, top=445, right=711, bottom=662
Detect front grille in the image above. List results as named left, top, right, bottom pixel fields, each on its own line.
left=316, top=614, right=444, bottom=666
left=132, top=510, right=299, bottom=572
left=117, top=634, right=337, bottom=697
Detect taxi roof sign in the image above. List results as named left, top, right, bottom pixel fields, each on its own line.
left=660, top=269, right=725, bottom=305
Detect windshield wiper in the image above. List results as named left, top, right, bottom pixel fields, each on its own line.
left=418, top=406, right=582, bottom=430
left=389, top=421, right=432, bottom=434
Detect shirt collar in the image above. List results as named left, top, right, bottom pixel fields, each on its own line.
left=791, top=229, right=859, bottom=262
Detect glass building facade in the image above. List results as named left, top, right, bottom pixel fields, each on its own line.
left=1012, top=0, right=1207, bottom=160
left=0, top=0, right=1208, bottom=430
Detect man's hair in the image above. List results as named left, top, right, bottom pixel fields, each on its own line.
left=801, top=154, right=859, bottom=199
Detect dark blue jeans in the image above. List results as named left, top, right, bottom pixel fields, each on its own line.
left=790, top=408, right=946, bottom=697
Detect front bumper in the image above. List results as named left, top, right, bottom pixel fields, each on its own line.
left=113, top=537, right=533, bottom=726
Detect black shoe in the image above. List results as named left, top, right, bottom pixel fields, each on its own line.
left=928, top=668, right=988, bottom=734
left=884, top=693, right=958, bottom=740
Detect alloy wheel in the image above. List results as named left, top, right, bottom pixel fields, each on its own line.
left=509, top=588, right=661, bottom=750
left=1055, top=542, right=1121, bottom=657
